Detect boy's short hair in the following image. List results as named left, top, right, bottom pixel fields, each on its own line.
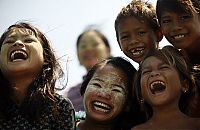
left=156, top=0, right=200, bottom=24
left=115, top=0, right=160, bottom=42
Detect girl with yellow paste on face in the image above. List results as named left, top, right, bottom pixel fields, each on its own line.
left=77, top=57, right=144, bottom=130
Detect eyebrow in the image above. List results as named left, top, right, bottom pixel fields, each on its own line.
left=142, top=61, right=166, bottom=70
left=92, top=77, right=104, bottom=82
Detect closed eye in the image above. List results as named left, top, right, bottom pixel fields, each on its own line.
left=112, top=85, right=125, bottom=94
left=112, top=88, right=122, bottom=93
left=161, top=19, right=171, bottom=24
left=141, top=69, right=151, bottom=75
left=3, top=38, right=15, bottom=44
left=180, top=14, right=191, bottom=22
left=91, top=82, right=102, bottom=88
left=159, top=64, right=170, bottom=70
left=120, top=35, right=129, bottom=41
left=24, top=38, right=35, bottom=43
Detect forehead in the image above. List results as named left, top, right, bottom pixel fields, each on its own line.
left=92, top=64, right=127, bottom=83
left=78, top=31, right=103, bottom=45
left=141, top=56, right=166, bottom=68
left=117, top=16, right=151, bottom=31
left=7, top=28, right=35, bottom=37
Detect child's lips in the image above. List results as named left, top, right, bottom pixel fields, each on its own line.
left=92, top=101, right=112, bottom=113
left=130, top=47, right=145, bottom=57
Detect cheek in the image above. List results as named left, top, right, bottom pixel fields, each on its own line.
left=34, top=44, right=44, bottom=61
left=111, top=92, right=126, bottom=106
left=95, top=47, right=108, bottom=58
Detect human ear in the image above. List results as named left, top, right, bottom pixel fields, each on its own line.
left=181, top=79, right=189, bottom=93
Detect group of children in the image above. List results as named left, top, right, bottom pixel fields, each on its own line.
left=0, top=0, right=200, bottom=129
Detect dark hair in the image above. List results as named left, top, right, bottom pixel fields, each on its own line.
left=156, top=0, right=200, bottom=24
left=134, top=45, right=199, bottom=119
left=76, top=29, right=110, bottom=53
left=0, top=22, right=64, bottom=120
left=115, top=0, right=160, bottom=43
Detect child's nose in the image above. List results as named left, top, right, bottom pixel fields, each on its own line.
left=97, top=89, right=111, bottom=100
left=150, top=70, right=160, bottom=77
left=13, top=40, right=25, bottom=47
left=129, top=35, right=139, bottom=45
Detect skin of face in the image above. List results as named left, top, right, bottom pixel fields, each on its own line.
left=83, top=64, right=128, bottom=122
left=140, top=56, right=183, bottom=107
left=78, top=31, right=110, bottom=70
left=117, top=17, right=158, bottom=63
left=160, top=11, right=200, bottom=51
left=0, top=28, right=44, bottom=80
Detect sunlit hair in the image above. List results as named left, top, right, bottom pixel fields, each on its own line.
left=156, top=0, right=200, bottom=24
left=0, top=22, right=64, bottom=120
left=115, top=0, right=160, bottom=43
left=134, top=45, right=199, bottom=119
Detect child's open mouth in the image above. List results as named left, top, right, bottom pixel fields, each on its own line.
left=131, top=47, right=144, bottom=56
left=93, top=101, right=111, bottom=113
left=150, top=81, right=166, bottom=95
left=10, top=50, right=28, bottom=62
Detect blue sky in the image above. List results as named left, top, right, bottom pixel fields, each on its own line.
left=0, top=0, right=169, bottom=93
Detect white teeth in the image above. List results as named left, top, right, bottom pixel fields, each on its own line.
left=94, top=106, right=109, bottom=113
left=10, top=50, right=27, bottom=61
left=131, top=47, right=144, bottom=56
left=174, top=35, right=185, bottom=39
left=93, top=101, right=111, bottom=113
left=93, top=101, right=111, bottom=109
left=150, top=81, right=165, bottom=90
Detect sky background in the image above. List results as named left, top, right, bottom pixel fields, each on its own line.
left=0, top=0, right=170, bottom=94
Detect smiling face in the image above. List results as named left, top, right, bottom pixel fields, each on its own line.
left=83, top=64, right=128, bottom=122
left=77, top=31, right=110, bottom=70
left=140, top=56, right=183, bottom=107
left=160, top=10, right=200, bottom=51
left=0, top=27, right=44, bottom=80
left=117, top=17, right=157, bottom=63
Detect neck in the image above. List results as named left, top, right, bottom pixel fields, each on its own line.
left=151, top=103, right=186, bottom=123
left=10, top=75, right=35, bottom=104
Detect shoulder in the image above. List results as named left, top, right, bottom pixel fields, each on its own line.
left=52, top=94, right=76, bottom=129
left=55, top=94, right=74, bottom=110
left=131, top=123, right=149, bottom=130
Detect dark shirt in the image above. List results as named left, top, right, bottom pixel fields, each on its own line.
left=0, top=95, right=75, bottom=130
left=64, top=83, right=84, bottom=112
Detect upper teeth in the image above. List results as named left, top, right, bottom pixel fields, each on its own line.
left=174, top=35, right=184, bottom=39
left=131, top=47, right=144, bottom=56
left=93, top=101, right=111, bottom=109
left=10, top=50, right=27, bottom=60
left=150, top=81, right=165, bottom=90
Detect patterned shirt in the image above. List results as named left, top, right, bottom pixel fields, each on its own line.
left=0, top=95, right=75, bottom=130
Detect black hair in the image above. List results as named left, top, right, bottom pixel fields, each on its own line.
left=0, top=22, right=64, bottom=121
